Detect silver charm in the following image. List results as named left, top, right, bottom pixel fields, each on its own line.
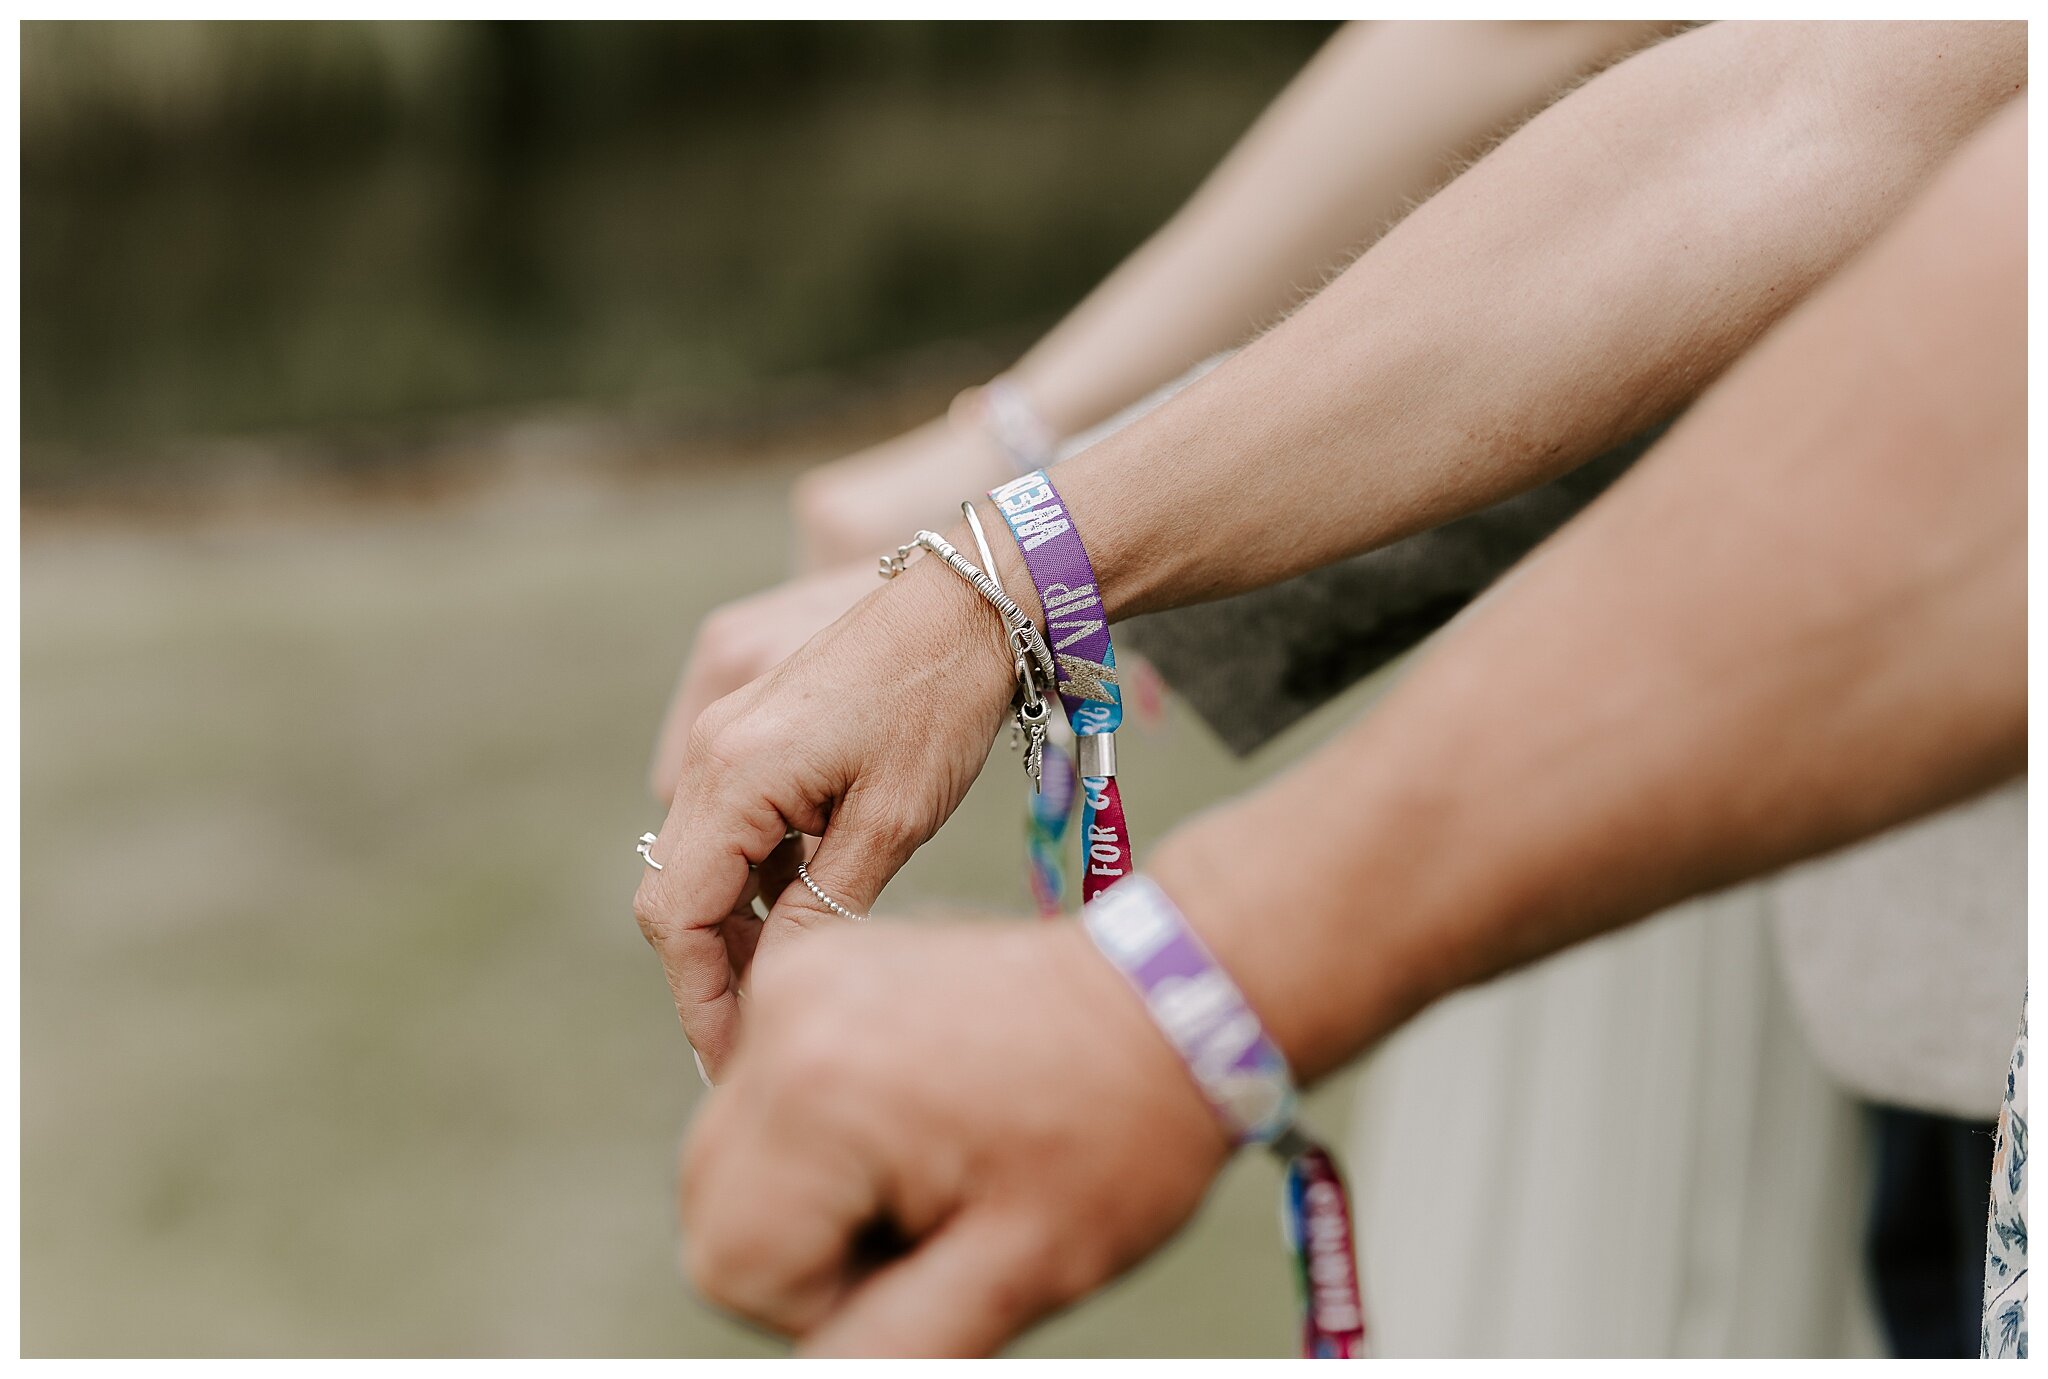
left=1016, top=695, right=1051, bottom=791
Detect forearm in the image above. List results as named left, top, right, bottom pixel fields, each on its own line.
left=992, top=21, right=2024, bottom=624
left=1010, top=20, right=1674, bottom=435
left=1150, top=96, right=2026, bottom=1081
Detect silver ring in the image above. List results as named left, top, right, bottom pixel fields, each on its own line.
left=636, top=832, right=663, bottom=871
left=796, top=861, right=869, bottom=923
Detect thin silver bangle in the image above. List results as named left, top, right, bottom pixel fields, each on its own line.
left=960, top=499, right=1006, bottom=595
left=960, top=498, right=1032, bottom=681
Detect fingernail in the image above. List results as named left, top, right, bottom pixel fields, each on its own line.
left=692, top=1046, right=715, bottom=1089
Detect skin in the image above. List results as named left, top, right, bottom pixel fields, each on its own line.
left=648, top=562, right=877, bottom=802
left=790, top=19, right=1674, bottom=566
left=634, top=20, right=2026, bottom=1078
left=999, top=20, right=1676, bottom=444
left=678, top=94, right=2024, bottom=1356
left=650, top=21, right=1674, bottom=797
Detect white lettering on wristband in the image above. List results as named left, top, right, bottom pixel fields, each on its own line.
left=1305, top=1183, right=1363, bottom=1331
left=1041, top=581, right=1098, bottom=619
left=1041, top=581, right=1105, bottom=651
left=992, top=474, right=1053, bottom=510
left=990, top=475, right=1075, bottom=552
left=1010, top=507, right=1071, bottom=553
left=1073, top=701, right=1117, bottom=735
left=1086, top=883, right=1175, bottom=964
left=1088, top=822, right=1125, bottom=877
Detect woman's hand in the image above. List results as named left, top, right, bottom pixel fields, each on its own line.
left=633, top=548, right=1018, bottom=1079
left=791, top=417, right=1014, bottom=571
left=679, top=920, right=1230, bottom=1356
left=648, top=563, right=890, bottom=804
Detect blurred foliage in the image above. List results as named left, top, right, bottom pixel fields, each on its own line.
left=23, top=20, right=1332, bottom=486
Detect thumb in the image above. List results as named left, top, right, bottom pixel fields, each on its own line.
left=799, top=1214, right=1055, bottom=1358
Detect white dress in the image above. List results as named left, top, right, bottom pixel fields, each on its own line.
left=1345, top=884, right=1882, bottom=1357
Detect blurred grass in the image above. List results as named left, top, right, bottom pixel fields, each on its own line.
left=23, top=453, right=1381, bottom=1356
left=22, top=19, right=1390, bottom=1357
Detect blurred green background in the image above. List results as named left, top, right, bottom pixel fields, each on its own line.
left=25, top=19, right=1329, bottom=492
left=21, top=19, right=1383, bottom=1358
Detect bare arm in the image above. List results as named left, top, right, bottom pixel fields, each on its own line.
left=794, top=20, right=1672, bottom=565
left=1149, top=90, right=2027, bottom=1078
left=657, top=23, right=1669, bottom=793
left=1008, top=20, right=1675, bottom=435
left=676, top=93, right=2025, bottom=1359
left=985, top=19, right=2026, bottom=623
left=636, top=20, right=2024, bottom=1079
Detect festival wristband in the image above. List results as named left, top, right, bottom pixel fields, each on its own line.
left=1081, top=874, right=1297, bottom=1141
left=988, top=468, right=1131, bottom=899
left=954, top=376, right=1057, bottom=477
left=1081, top=874, right=1368, bottom=1359
left=1026, top=719, right=1076, bottom=918
left=986, top=471, right=1364, bottom=1356
left=988, top=468, right=1120, bottom=733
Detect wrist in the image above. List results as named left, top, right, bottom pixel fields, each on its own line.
left=889, top=530, right=1027, bottom=715
left=1038, top=916, right=1234, bottom=1159
left=950, top=505, right=1044, bottom=632
left=1143, top=793, right=1435, bottom=1084
left=950, top=376, right=1063, bottom=483
left=974, top=368, right=1097, bottom=452
left=1079, top=872, right=1305, bottom=1144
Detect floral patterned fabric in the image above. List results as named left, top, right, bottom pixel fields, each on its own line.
left=1983, top=996, right=2027, bottom=1358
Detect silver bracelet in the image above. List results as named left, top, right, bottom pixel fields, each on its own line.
left=961, top=500, right=1005, bottom=587
left=960, top=497, right=1051, bottom=687
left=879, top=528, right=1056, bottom=688
left=879, top=525, right=1057, bottom=788
left=796, top=860, right=869, bottom=923
left=959, top=500, right=1063, bottom=783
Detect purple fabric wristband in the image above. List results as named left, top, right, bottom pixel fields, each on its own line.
left=988, top=469, right=1122, bottom=735
left=1080, top=873, right=1297, bottom=1145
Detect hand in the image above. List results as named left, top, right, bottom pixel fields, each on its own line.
left=791, top=417, right=1014, bottom=571
left=679, top=920, right=1230, bottom=1356
left=648, top=563, right=888, bottom=804
left=633, top=547, right=1017, bottom=1079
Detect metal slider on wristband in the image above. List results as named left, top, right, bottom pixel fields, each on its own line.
left=1074, top=731, right=1116, bottom=779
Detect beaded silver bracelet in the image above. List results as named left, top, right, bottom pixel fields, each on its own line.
left=795, top=860, right=868, bottom=923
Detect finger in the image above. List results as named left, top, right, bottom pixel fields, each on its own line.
left=759, top=786, right=918, bottom=948
left=650, top=641, right=738, bottom=806
left=680, top=1070, right=884, bottom=1337
left=634, top=783, right=791, bottom=1081
left=799, top=1214, right=1055, bottom=1358
left=721, top=832, right=804, bottom=984
left=753, top=831, right=806, bottom=914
